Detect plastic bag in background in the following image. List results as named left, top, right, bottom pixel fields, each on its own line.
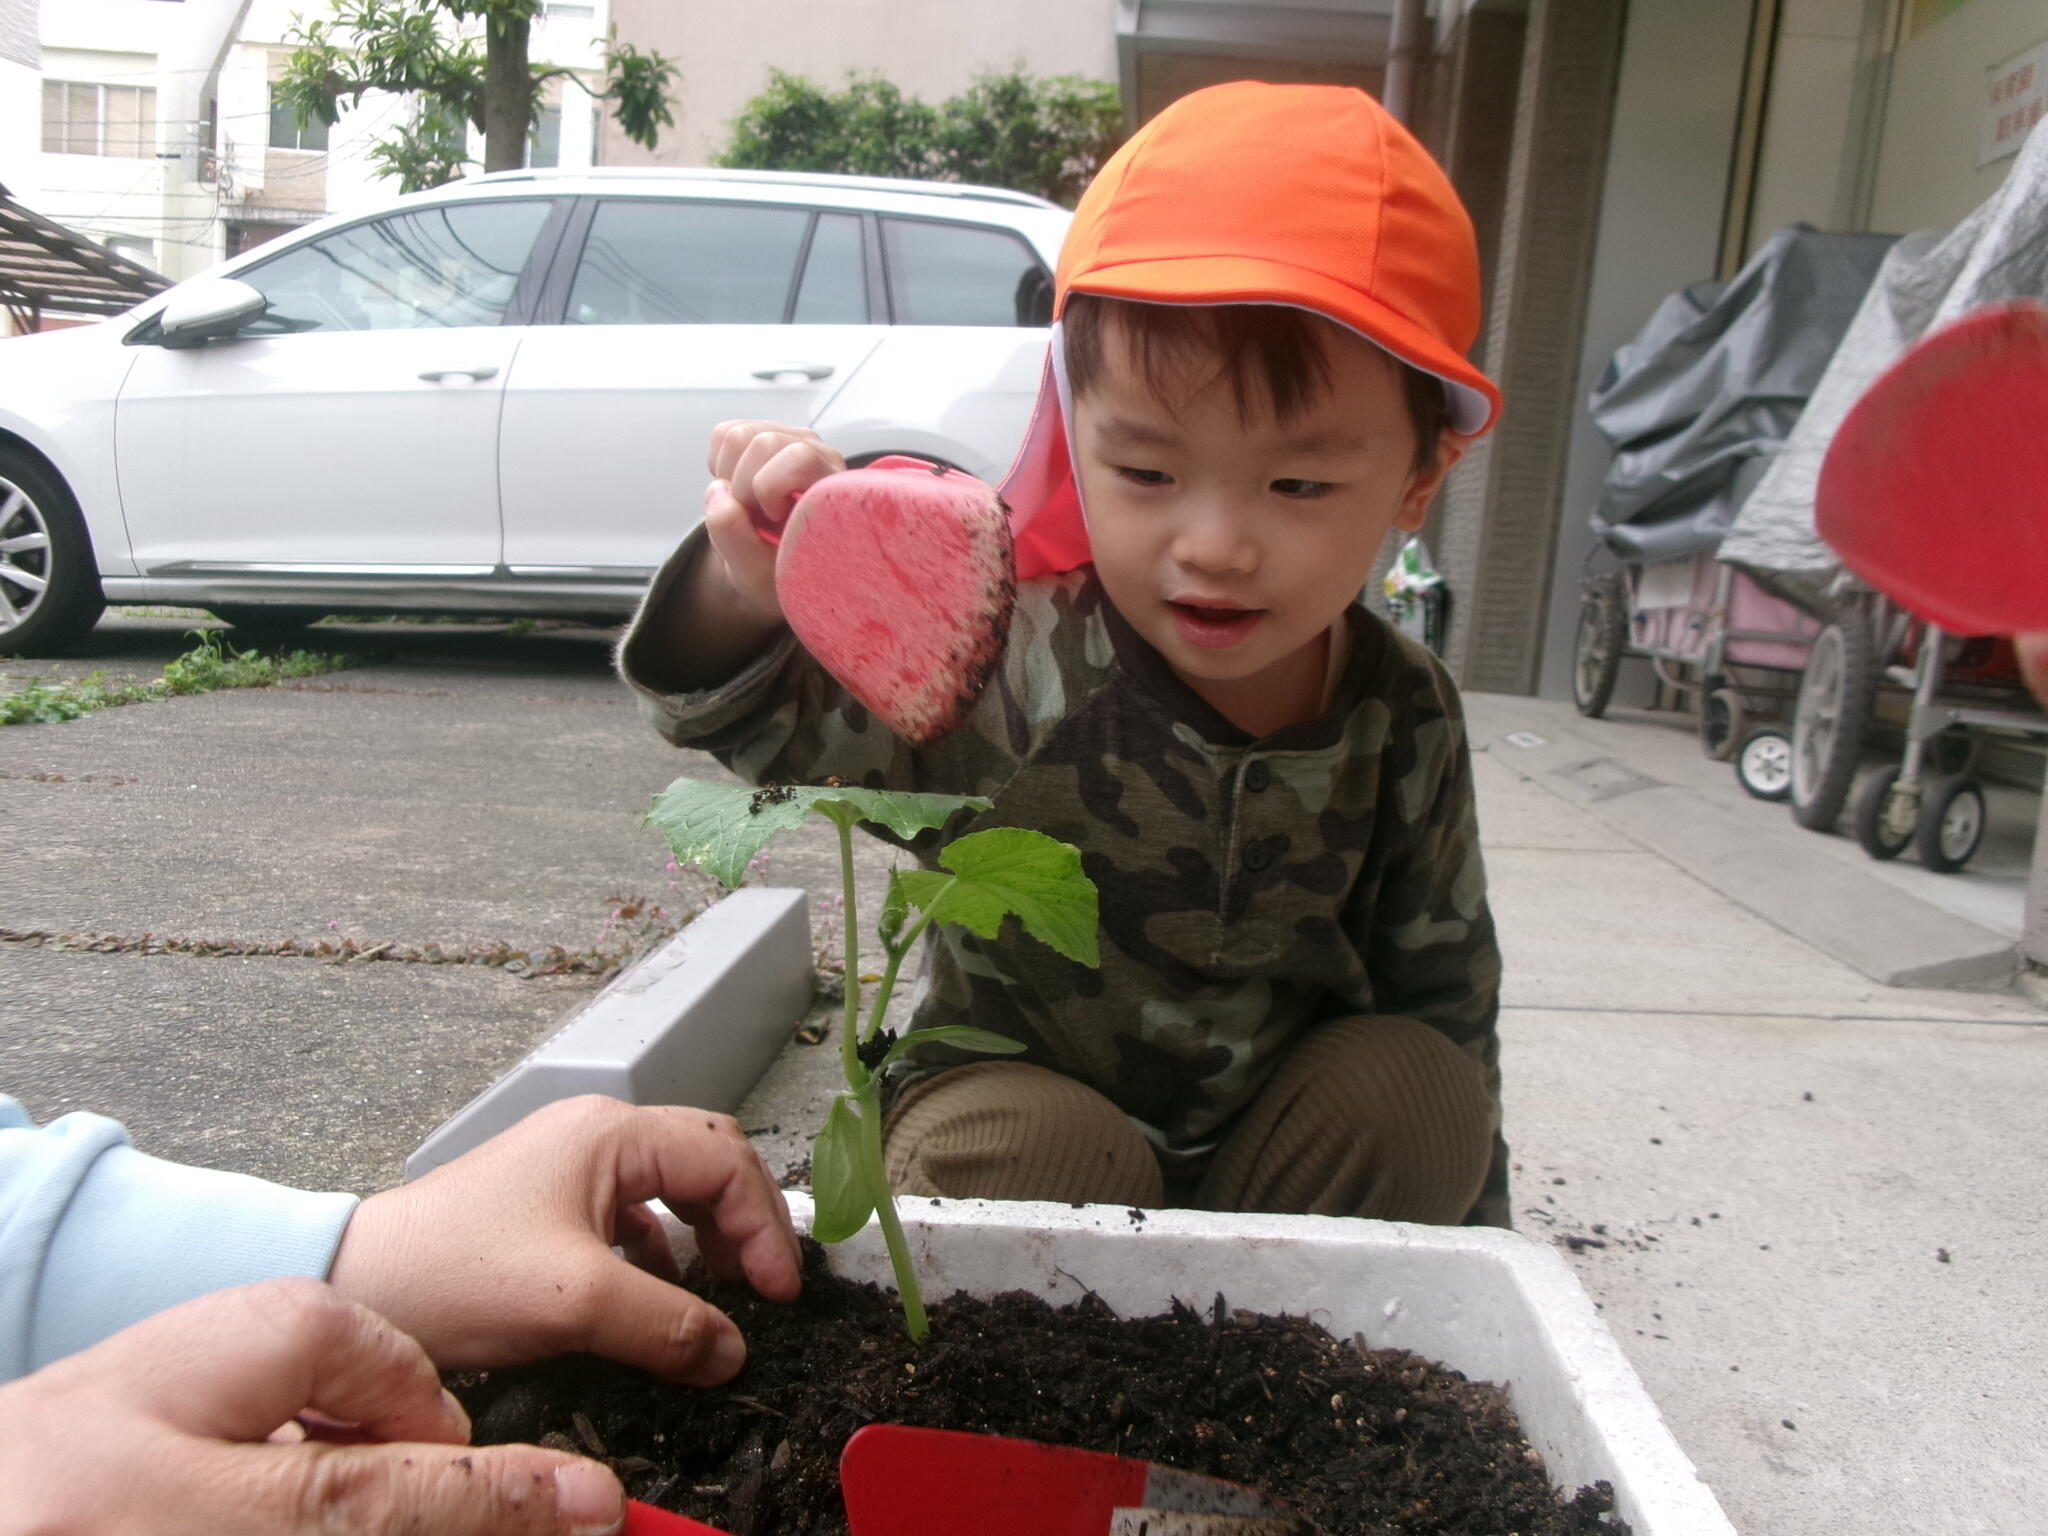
left=1383, top=537, right=1448, bottom=653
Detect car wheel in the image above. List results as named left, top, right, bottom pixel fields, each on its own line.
left=0, top=450, right=104, bottom=657
left=1571, top=575, right=1627, bottom=718
left=210, top=605, right=329, bottom=635
left=1735, top=726, right=1792, bottom=801
left=1915, top=777, right=1987, bottom=874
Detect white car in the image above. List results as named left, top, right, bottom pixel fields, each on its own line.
left=0, top=168, right=1068, bottom=654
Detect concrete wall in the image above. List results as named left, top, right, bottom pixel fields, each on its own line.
left=1870, top=0, right=2048, bottom=231
left=1747, top=0, right=1886, bottom=244
left=602, top=0, right=1118, bottom=168
left=1531, top=0, right=1754, bottom=700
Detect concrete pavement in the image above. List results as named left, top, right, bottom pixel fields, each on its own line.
left=4, top=614, right=2044, bottom=1534
left=1463, top=694, right=2045, bottom=1536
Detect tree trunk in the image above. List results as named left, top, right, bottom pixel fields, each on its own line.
left=482, top=13, right=533, bottom=174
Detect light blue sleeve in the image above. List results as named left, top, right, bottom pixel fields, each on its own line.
left=0, top=1096, right=359, bottom=1382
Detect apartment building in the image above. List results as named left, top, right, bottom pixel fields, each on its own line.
left=8, top=0, right=610, bottom=282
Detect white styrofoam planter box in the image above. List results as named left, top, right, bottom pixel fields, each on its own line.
left=408, top=888, right=812, bottom=1179
left=663, top=1193, right=1737, bottom=1536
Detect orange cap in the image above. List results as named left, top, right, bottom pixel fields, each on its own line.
left=1003, top=81, right=1501, bottom=579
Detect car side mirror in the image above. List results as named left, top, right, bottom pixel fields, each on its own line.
left=157, top=278, right=269, bottom=348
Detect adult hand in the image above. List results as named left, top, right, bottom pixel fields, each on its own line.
left=328, top=1096, right=802, bottom=1386
left=0, top=1277, right=626, bottom=1536
left=701, top=419, right=848, bottom=626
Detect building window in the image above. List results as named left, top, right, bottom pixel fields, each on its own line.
left=268, top=86, right=330, bottom=152
left=529, top=103, right=561, bottom=168
left=543, top=2, right=596, bottom=18
left=42, top=81, right=158, bottom=158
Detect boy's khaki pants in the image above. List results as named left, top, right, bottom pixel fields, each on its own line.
left=882, top=1016, right=1492, bottom=1224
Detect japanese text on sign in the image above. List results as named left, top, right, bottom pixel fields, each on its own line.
left=1981, top=40, right=2048, bottom=167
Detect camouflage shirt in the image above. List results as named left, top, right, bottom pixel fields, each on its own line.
left=620, top=529, right=1508, bottom=1226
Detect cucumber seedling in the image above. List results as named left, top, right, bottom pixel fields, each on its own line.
left=648, top=778, right=1099, bottom=1340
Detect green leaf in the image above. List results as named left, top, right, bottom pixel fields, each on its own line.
left=809, top=786, right=991, bottom=841
left=646, top=779, right=813, bottom=889
left=646, top=777, right=989, bottom=890
left=895, top=827, right=1100, bottom=967
left=878, top=1025, right=1028, bottom=1075
left=808, top=1097, right=876, bottom=1243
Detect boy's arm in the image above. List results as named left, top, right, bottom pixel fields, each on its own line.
left=618, top=524, right=918, bottom=790
left=625, top=422, right=836, bottom=695
left=1360, top=689, right=1510, bottom=1228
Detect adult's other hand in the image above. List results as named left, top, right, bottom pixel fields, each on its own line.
left=0, top=1277, right=625, bottom=1536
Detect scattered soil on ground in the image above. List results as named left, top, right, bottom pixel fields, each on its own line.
left=451, top=1243, right=1627, bottom=1536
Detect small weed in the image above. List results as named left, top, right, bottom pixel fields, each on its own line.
left=0, top=630, right=352, bottom=727
left=503, top=616, right=538, bottom=637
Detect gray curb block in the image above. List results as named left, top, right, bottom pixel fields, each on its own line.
left=405, top=888, right=813, bottom=1180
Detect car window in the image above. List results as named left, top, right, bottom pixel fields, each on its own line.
left=567, top=200, right=811, bottom=324
left=882, top=218, right=1052, bottom=327
left=240, top=201, right=551, bottom=333
left=791, top=212, right=867, bottom=324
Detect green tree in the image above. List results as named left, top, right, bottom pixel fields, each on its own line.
left=716, top=67, right=1123, bottom=207
left=277, top=0, right=678, bottom=192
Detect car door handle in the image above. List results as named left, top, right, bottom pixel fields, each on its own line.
left=418, top=366, right=499, bottom=383
left=751, top=362, right=835, bottom=381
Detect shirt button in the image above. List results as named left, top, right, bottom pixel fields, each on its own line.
left=1244, top=760, right=1272, bottom=793
left=1242, top=840, right=1272, bottom=874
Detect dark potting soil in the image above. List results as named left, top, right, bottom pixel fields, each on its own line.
left=450, top=1242, right=1627, bottom=1536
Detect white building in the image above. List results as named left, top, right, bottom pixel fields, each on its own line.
left=16, top=0, right=611, bottom=283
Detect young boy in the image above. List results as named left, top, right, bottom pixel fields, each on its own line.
left=620, top=81, right=1510, bottom=1227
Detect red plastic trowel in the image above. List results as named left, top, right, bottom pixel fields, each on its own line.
left=623, top=1502, right=731, bottom=1534
left=1816, top=299, right=2048, bottom=635
left=748, top=455, right=1016, bottom=745
left=839, top=1424, right=1321, bottom=1536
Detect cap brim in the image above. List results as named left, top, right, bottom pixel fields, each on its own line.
left=1063, top=255, right=1501, bottom=436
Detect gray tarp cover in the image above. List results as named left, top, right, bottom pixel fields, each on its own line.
left=1720, top=116, right=2048, bottom=604
left=1588, top=224, right=1898, bottom=563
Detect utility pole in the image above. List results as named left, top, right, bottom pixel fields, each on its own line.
left=157, top=0, right=255, bottom=279
left=1382, top=0, right=1429, bottom=125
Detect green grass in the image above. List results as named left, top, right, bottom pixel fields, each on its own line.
left=1, top=630, right=351, bottom=726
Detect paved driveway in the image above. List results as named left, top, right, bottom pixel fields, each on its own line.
left=0, top=613, right=874, bottom=1193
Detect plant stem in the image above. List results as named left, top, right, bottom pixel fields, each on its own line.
left=862, top=902, right=941, bottom=1043
left=854, top=1079, right=927, bottom=1341
left=834, top=816, right=866, bottom=1089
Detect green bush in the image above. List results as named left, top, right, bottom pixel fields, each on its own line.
left=717, top=68, right=1124, bottom=207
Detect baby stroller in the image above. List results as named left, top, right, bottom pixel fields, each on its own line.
left=1720, top=121, right=2048, bottom=871
left=1573, top=227, right=1899, bottom=764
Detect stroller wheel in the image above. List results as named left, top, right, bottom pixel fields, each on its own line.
left=1852, top=766, right=1917, bottom=860
left=1700, top=686, right=1746, bottom=761
left=1916, top=777, right=1987, bottom=873
left=1572, top=575, right=1627, bottom=718
left=1791, top=619, right=1878, bottom=831
left=1735, top=726, right=1792, bottom=801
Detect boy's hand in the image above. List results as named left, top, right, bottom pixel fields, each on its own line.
left=702, top=421, right=847, bottom=625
